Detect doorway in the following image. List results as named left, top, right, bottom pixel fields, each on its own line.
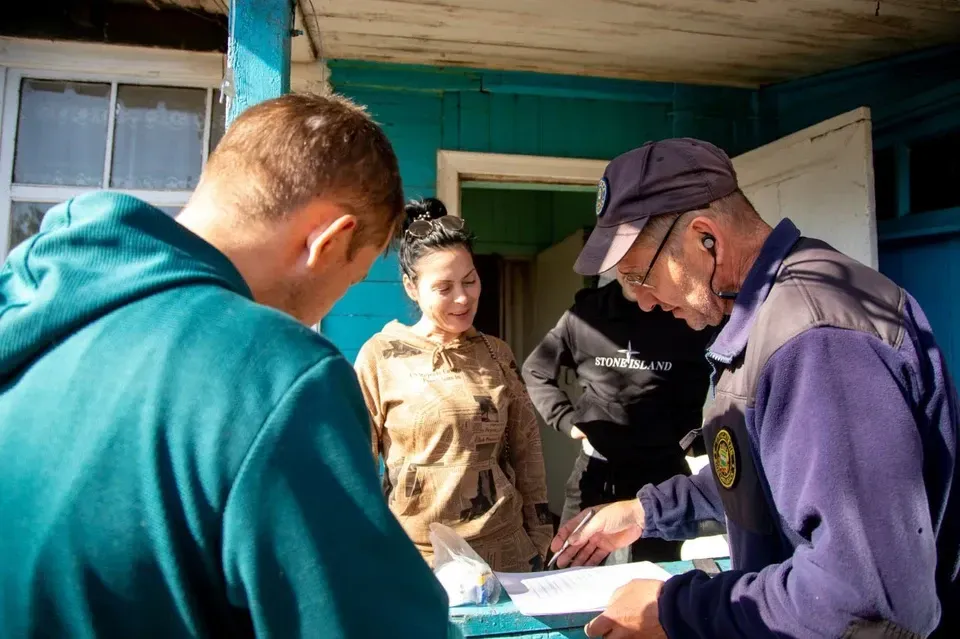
left=461, top=184, right=596, bottom=518
left=461, top=185, right=595, bottom=358
left=472, top=253, right=503, bottom=339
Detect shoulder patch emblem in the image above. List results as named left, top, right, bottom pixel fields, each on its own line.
left=596, top=177, right=609, bottom=218
left=713, top=428, right=738, bottom=490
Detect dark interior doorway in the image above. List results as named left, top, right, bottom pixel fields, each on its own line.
left=473, top=253, right=503, bottom=339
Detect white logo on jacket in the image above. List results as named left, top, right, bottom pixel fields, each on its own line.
left=595, top=342, right=672, bottom=371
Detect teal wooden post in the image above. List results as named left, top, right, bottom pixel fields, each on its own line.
left=225, top=0, right=293, bottom=125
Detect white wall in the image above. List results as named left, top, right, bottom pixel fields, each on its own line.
left=733, top=107, right=877, bottom=269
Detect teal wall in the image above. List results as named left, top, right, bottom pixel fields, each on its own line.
left=464, top=188, right=596, bottom=256
left=323, top=61, right=760, bottom=362
left=759, top=44, right=960, bottom=144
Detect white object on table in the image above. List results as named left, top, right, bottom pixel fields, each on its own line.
left=494, top=561, right=671, bottom=617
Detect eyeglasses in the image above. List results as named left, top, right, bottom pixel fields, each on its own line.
left=621, top=213, right=684, bottom=289
left=406, top=215, right=465, bottom=239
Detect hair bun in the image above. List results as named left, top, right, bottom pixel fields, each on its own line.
left=424, top=197, right=447, bottom=218
left=403, top=197, right=448, bottom=230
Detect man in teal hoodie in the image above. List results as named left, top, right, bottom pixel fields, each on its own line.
left=0, top=93, right=457, bottom=638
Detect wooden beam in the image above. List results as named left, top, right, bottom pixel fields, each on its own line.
left=291, top=1, right=315, bottom=63
left=1, top=0, right=227, bottom=53
left=0, top=37, right=326, bottom=94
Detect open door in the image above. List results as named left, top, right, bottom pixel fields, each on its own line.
left=529, top=229, right=590, bottom=517
left=732, top=107, right=877, bottom=269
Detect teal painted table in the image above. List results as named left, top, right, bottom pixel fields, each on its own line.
left=450, top=559, right=732, bottom=638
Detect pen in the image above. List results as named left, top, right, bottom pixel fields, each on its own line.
left=546, top=508, right=595, bottom=570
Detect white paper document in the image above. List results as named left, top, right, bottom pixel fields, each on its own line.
left=494, top=561, right=672, bottom=617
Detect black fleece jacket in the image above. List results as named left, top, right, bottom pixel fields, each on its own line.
left=522, top=281, right=713, bottom=464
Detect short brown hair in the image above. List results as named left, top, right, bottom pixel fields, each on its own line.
left=201, top=92, right=404, bottom=251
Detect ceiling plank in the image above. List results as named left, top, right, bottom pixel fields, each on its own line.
left=159, top=0, right=960, bottom=86
left=309, top=0, right=957, bottom=43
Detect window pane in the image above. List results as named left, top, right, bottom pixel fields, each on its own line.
left=209, top=93, right=226, bottom=155
left=111, top=85, right=205, bottom=190
left=9, top=201, right=56, bottom=249
left=873, top=147, right=896, bottom=221
left=14, top=80, right=110, bottom=186
left=910, top=129, right=960, bottom=215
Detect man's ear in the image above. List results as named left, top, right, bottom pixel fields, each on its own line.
left=306, top=214, right=358, bottom=269
left=402, top=273, right=418, bottom=302
left=688, top=215, right=723, bottom=262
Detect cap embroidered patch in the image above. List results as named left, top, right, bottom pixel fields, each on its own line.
left=595, top=177, right=609, bottom=218
left=713, top=428, right=738, bottom=490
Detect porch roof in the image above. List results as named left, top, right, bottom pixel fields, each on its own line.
left=152, top=0, right=959, bottom=88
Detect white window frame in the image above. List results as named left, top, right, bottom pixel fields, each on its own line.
left=0, top=37, right=330, bottom=260
left=0, top=65, right=222, bottom=260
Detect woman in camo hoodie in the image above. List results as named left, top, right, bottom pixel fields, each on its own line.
left=354, top=198, right=552, bottom=572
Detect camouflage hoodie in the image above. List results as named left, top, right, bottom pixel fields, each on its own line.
left=355, top=321, right=552, bottom=572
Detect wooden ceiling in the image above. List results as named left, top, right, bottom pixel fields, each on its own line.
left=158, top=0, right=960, bottom=87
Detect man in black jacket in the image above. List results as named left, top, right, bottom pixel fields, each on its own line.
left=522, top=272, right=713, bottom=563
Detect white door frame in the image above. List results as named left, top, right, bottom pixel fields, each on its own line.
left=436, top=149, right=605, bottom=356
left=436, top=150, right=607, bottom=218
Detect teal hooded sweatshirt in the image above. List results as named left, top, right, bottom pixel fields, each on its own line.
left=0, top=192, right=456, bottom=638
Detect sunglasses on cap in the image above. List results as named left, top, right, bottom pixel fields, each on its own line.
left=406, top=215, right=465, bottom=239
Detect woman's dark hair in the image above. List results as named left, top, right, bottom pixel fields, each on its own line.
left=399, top=197, right=474, bottom=279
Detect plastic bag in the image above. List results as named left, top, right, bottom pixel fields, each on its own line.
left=429, top=522, right=502, bottom=607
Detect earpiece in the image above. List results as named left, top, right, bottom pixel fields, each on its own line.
left=702, top=234, right=739, bottom=301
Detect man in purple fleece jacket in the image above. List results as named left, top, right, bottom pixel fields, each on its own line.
left=550, top=138, right=960, bottom=638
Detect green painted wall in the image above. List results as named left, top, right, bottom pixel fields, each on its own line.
left=323, top=61, right=760, bottom=362
left=464, top=189, right=596, bottom=256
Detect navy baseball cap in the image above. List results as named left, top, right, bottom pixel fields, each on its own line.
left=574, top=138, right=738, bottom=276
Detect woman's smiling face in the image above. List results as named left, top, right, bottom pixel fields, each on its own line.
left=406, top=246, right=481, bottom=337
